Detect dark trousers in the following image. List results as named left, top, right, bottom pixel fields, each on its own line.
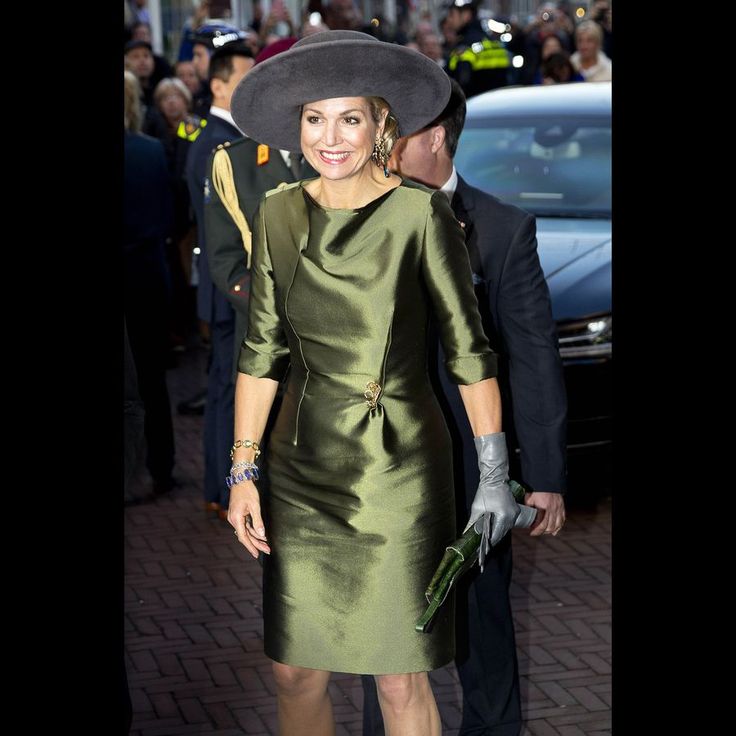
left=203, top=318, right=235, bottom=506
left=125, top=286, right=175, bottom=486
left=361, top=535, right=521, bottom=736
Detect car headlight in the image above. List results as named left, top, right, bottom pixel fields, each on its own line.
left=557, top=314, right=611, bottom=359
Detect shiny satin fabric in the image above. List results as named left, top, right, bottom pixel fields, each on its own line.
left=238, top=179, right=497, bottom=674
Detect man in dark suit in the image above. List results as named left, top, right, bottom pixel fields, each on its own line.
left=185, top=42, right=255, bottom=519
left=361, top=80, right=567, bottom=736
left=124, top=70, right=175, bottom=496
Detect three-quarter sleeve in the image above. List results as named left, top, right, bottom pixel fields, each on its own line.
left=237, top=202, right=290, bottom=380
left=421, top=190, right=497, bottom=384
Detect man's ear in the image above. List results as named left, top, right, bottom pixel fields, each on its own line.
left=209, top=77, right=221, bottom=99
left=430, top=125, right=446, bottom=155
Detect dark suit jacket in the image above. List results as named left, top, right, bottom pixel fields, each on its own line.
left=123, top=131, right=172, bottom=299
left=204, top=139, right=316, bottom=375
left=185, top=113, right=242, bottom=324
left=434, top=174, right=567, bottom=502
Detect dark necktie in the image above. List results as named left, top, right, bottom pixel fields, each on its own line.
left=288, top=152, right=302, bottom=180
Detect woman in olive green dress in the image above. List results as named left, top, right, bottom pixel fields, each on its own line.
left=225, top=31, right=527, bottom=736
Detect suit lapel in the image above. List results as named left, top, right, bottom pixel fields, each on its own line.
left=452, top=176, right=483, bottom=278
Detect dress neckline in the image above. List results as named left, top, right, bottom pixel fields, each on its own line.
left=300, top=179, right=403, bottom=214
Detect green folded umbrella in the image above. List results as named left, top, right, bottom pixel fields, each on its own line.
left=415, top=480, right=533, bottom=633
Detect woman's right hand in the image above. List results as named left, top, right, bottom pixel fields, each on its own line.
left=228, top=480, right=271, bottom=559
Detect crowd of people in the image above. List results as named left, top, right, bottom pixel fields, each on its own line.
left=122, top=1, right=612, bottom=504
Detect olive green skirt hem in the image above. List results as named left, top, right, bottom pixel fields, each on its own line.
left=263, top=647, right=456, bottom=676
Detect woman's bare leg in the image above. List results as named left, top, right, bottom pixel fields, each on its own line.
left=374, top=672, right=441, bottom=736
left=272, top=662, right=334, bottom=736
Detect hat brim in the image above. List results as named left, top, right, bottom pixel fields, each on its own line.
left=231, top=38, right=451, bottom=152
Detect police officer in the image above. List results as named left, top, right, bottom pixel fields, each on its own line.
left=175, top=113, right=207, bottom=143
left=190, top=22, right=250, bottom=119
left=445, top=0, right=511, bottom=98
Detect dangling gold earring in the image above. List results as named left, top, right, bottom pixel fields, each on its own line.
left=372, top=135, right=390, bottom=178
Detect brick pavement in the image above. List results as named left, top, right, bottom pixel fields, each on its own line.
left=125, top=345, right=611, bottom=736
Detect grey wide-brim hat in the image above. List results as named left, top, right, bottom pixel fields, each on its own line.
left=230, top=30, right=452, bottom=152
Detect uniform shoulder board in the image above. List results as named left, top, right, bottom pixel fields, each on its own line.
left=225, top=137, right=251, bottom=150
left=264, top=181, right=300, bottom=198
left=215, top=137, right=252, bottom=155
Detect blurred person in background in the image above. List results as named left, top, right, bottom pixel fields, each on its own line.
left=124, top=39, right=155, bottom=108
left=150, top=77, right=203, bottom=353
left=123, top=71, right=176, bottom=497
left=175, top=59, right=201, bottom=96
left=589, top=0, right=613, bottom=60
left=124, top=40, right=165, bottom=140
left=242, top=29, right=262, bottom=57
left=417, top=31, right=446, bottom=65
left=570, top=19, right=612, bottom=82
left=185, top=42, right=255, bottom=519
left=439, top=11, right=460, bottom=54
left=124, top=0, right=133, bottom=41
left=531, top=34, right=582, bottom=84
left=445, top=0, right=511, bottom=98
left=177, top=0, right=212, bottom=61
left=520, top=3, right=573, bottom=85
left=540, top=50, right=583, bottom=84
left=322, top=0, right=362, bottom=31
left=258, top=0, right=296, bottom=45
left=128, top=0, right=150, bottom=25
left=540, top=31, right=563, bottom=58
left=130, top=20, right=174, bottom=84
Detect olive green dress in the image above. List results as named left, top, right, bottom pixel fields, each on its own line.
left=238, top=178, right=497, bottom=674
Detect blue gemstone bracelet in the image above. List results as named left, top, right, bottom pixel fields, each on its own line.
left=225, top=462, right=260, bottom=488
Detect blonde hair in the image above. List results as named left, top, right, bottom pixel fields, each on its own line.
left=153, top=77, right=192, bottom=109
left=124, top=70, right=142, bottom=132
left=367, top=97, right=400, bottom=158
left=575, top=20, right=603, bottom=46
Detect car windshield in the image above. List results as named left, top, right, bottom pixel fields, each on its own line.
left=455, top=115, right=611, bottom=218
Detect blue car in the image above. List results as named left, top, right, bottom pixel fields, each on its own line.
left=454, top=82, right=612, bottom=454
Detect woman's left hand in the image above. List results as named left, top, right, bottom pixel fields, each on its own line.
left=228, top=480, right=271, bottom=558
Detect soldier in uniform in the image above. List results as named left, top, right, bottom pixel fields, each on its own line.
left=202, top=38, right=316, bottom=512
left=205, top=137, right=316, bottom=380
left=445, top=0, right=512, bottom=98
left=185, top=42, right=255, bottom=519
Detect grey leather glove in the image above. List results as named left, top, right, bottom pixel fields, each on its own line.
left=463, top=432, right=537, bottom=570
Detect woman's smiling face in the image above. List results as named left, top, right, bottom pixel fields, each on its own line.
left=300, top=97, right=385, bottom=182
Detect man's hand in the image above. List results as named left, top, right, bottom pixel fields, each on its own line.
left=524, top=492, right=565, bottom=537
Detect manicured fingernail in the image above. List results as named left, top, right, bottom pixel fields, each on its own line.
left=257, top=527, right=265, bottom=535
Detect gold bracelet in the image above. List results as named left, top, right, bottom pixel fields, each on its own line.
left=230, top=439, right=261, bottom=460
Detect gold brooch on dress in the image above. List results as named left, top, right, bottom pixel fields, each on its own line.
left=364, top=381, right=382, bottom=411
